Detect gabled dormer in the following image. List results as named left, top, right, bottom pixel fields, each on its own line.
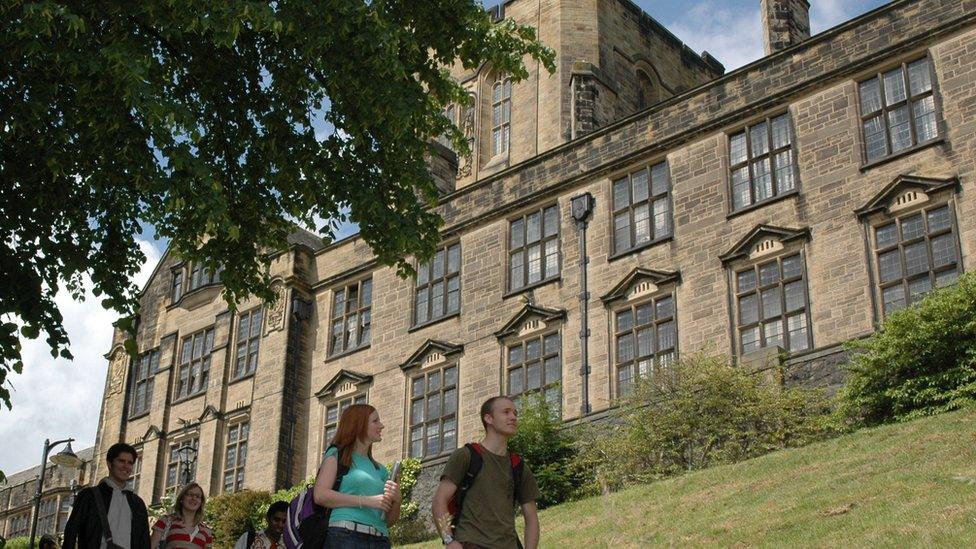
left=399, top=340, right=464, bottom=371
left=855, top=174, right=959, bottom=219
left=493, top=304, right=566, bottom=340
left=137, top=425, right=164, bottom=443
left=600, top=268, right=681, bottom=305
left=314, top=370, right=374, bottom=400
left=719, top=224, right=811, bottom=265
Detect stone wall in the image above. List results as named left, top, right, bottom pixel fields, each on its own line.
left=93, top=0, right=976, bottom=500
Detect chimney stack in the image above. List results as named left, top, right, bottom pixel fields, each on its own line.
left=761, top=0, right=811, bottom=55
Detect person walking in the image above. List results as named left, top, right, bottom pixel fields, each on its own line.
left=432, top=396, right=540, bottom=549
left=150, top=483, right=213, bottom=549
left=233, top=501, right=288, bottom=549
left=312, top=404, right=401, bottom=549
left=63, top=442, right=151, bottom=549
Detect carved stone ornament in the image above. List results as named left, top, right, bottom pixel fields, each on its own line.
left=265, top=281, right=287, bottom=335
left=456, top=94, right=476, bottom=179
left=108, top=349, right=127, bottom=395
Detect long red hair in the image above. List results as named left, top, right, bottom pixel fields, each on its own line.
left=329, top=404, right=378, bottom=469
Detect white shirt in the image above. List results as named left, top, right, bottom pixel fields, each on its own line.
left=101, top=478, right=132, bottom=549
left=234, top=530, right=280, bottom=549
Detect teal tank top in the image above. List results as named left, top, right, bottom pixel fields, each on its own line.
left=324, top=446, right=390, bottom=535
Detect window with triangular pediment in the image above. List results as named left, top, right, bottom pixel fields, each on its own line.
left=858, top=178, right=962, bottom=318
left=603, top=269, right=680, bottom=397
left=722, top=226, right=812, bottom=355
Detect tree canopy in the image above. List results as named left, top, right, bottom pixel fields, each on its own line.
left=0, top=0, right=555, bottom=408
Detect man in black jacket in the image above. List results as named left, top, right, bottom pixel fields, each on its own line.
left=64, top=442, right=151, bottom=549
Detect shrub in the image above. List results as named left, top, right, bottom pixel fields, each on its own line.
left=207, top=461, right=436, bottom=546
left=840, top=272, right=976, bottom=426
left=571, top=352, right=834, bottom=493
left=259, top=479, right=312, bottom=525
left=148, top=494, right=175, bottom=523
left=1, top=537, right=29, bottom=549
left=388, top=458, right=436, bottom=545
left=205, top=489, right=271, bottom=549
left=508, top=391, right=581, bottom=508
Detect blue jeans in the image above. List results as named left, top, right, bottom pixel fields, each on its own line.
left=326, top=526, right=391, bottom=549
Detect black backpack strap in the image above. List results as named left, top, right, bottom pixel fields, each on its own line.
left=510, top=452, right=524, bottom=505
left=89, top=485, right=117, bottom=547
left=451, top=443, right=484, bottom=529
left=316, top=444, right=351, bottom=523
left=327, top=444, right=351, bottom=491
left=245, top=519, right=256, bottom=549
left=510, top=453, right=525, bottom=549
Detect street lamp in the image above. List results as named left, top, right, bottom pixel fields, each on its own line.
left=29, top=438, right=81, bottom=548
left=176, top=445, right=198, bottom=488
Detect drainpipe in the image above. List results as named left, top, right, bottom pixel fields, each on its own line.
left=570, top=192, right=594, bottom=415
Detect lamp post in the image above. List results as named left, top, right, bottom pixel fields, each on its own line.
left=570, top=192, right=595, bottom=416
left=29, top=438, right=81, bottom=548
left=177, top=445, right=198, bottom=489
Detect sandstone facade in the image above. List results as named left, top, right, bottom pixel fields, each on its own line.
left=89, top=0, right=976, bottom=508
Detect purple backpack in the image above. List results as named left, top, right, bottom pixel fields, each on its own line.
left=283, top=446, right=350, bottom=549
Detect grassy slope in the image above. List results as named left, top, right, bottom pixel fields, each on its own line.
left=404, top=409, right=976, bottom=548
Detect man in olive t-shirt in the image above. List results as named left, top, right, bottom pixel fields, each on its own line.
left=432, top=396, right=541, bottom=549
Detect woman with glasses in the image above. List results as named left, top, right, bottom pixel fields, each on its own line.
left=150, top=483, right=214, bottom=548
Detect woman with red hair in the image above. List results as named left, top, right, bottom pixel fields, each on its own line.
left=313, top=404, right=401, bottom=548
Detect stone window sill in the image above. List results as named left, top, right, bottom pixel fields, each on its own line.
left=482, top=153, right=510, bottom=172
left=409, top=311, right=461, bottom=333
left=860, top=138, right=945, bottom=172
left=127, top=410, right=151, bottom=422
left=503, top=276, right=561, bottom=299
left=726, top=190, right=800, bottom=220
left=228, top=372, right=256, bottom=387
left=167, top=284, right=222, bottom=311
left=324, top=344, right=371, bottom=364
left=171, top=391, right=206, bottom=406
left=608, top=236, right=673, bottom=262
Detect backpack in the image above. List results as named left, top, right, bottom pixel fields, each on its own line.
left=447, top=442, right=524, bottom=530
left=283, top=446, right=350, bottom=549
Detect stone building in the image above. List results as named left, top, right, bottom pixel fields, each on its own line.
left=0, top=447, right=94, bottom=541
left=91, top=0, right=976, bottom=507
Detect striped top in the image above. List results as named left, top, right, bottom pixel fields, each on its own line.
left=152, top=515, right=214, bottom=549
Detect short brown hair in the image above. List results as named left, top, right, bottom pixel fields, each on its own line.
left=480, top=396, right=514, bottom=430
left=106, top=442, right=137, bottom=463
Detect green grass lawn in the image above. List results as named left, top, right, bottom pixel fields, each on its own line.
left=403, top=408, right=976, bottom=548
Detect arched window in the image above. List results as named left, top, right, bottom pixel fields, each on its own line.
left=637, top=69, right=654, bottom=110
left=491, top=76, right=512, bottom=157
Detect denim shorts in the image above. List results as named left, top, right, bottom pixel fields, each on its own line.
left=326, top=526, right=391, bottom=549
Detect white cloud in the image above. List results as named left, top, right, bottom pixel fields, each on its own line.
left=810, top=0, right=883, bottom=34
left=665, top=1, right=765, bottom=72
left=663, top=0, right=884, bottom=73
left=0, top=239, right=162, bottom=475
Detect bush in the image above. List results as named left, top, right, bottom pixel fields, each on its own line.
left=148, top=494, right=175, bottom=523
left=204, top=461, right=436, bottom=546
left=388, top=458, right=436, bottom=545
left=571, top=353, right=834, bottom=494
left=508, top=392, right=581, bottom=508
left=1, top=537, right=29, bottom=549
left=840, top=272, right=976, bottom=426
left=260, top=479, right=312, bottom=524
left=205, top=489, right=271, bottom=549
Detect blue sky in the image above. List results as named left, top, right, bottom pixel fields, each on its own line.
left=1, top=0, right=891, bottom=475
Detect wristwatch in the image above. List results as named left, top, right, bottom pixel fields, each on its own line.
left=442, top=533, right=455, bottom=545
